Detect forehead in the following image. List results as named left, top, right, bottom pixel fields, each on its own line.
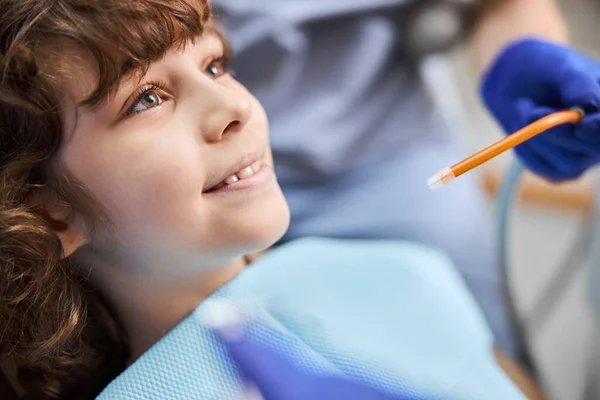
left=55, top=28, right=225, bottom=106
left=55, top=31, right=226, bottom=137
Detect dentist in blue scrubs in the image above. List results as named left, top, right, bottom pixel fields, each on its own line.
left=213, top=0, right=600, bottom=361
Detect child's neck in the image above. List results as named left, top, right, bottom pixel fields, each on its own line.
left=97, top=256, right=249, bottom=362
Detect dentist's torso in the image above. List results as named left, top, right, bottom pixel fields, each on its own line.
left=212, top=1, right=516, bottom=355
left=216, top=0, right=450, bottom=181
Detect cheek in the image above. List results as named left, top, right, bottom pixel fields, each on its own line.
left=252, top=99, right=269, bottom=138
left=245, top=94, right=273, bottom=164
left=63, top=126, right=208, bottom=242
left=253, top=103, right=275, bottom=166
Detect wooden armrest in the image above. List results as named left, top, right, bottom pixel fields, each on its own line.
left=481, top=166, right=594, bottom=215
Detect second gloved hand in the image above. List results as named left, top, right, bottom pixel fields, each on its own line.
left=201, top=300, right=422, bottom=400
left=481, top=37, right=600, bottom=181
left=218, top=326, right=404, bottom=400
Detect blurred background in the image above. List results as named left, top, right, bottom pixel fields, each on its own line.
left=422, top=0, right=600, bottom=398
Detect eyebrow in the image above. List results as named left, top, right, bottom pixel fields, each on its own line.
left=78, top=28, right=227, bottom=112
left=77, top=64, right=144, bottom=112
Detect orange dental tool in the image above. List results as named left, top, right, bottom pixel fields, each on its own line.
left=427, top=109, right=584, bottom=190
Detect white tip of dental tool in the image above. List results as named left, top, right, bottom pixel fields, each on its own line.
left=427, top=167, right=456, bottom=190
left=195, top=299, right=245, bottom=340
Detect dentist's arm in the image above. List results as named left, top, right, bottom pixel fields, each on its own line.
left=467, top=0, right=569, bottom=78
left=468, top=0, right=600, bottom=182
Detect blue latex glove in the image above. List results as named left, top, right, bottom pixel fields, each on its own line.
left=481, top=37, right=600, bottom=181
left=207, top=315, right=425, bottom=400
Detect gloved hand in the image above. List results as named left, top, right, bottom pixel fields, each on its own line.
left=217, top=326, right=406, bottom=400
left=481, top=37, right=600, bottom=181
left=201, top=301, right=421, bottom=400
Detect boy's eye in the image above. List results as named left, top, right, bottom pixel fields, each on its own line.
left=129, top=90, right=164, bottom=115
left=205, top=58, right=228, bottom=78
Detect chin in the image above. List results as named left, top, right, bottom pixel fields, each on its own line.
left=238, top=192, right=290, bottom=254
left=256, top=196, right=290, bottom=250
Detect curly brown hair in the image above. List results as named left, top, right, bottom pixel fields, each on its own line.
left=0, top=0, right=212, bottom=398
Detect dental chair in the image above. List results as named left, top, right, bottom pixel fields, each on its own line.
left=496, top=161, right=600, bottom=400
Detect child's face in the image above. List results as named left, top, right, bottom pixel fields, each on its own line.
left=57, top=31, right=290, bottom=277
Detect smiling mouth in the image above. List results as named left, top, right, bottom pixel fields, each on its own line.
left=204, top=159, right=263, bottom=193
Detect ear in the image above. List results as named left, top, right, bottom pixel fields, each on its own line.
left=54, top=214, right=88, bottom=258
left=29, top=189, right=89, bottom=258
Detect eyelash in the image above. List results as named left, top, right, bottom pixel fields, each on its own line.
left=123, top=55, right=231, bottom=118
left=207, top=56, right=231, bottom=77
left=124, top=80, right=168, bottom=118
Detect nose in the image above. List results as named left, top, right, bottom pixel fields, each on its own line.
left=199, top=82, right=253, bottom=143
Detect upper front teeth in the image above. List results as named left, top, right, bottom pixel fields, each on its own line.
left=224, top=160, right=262, bottom=185
left=224, top=175, right=239, bottom=184
left=237, top=166, right=255, bottom=179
